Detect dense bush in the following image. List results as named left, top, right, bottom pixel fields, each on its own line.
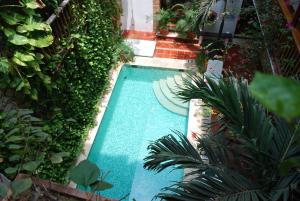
left=36, top=0, right=122, bottom=182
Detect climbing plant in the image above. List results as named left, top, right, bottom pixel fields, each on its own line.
left=36, top=0, right=123, bottom=183
left=0, top=0, right=54, bottom=100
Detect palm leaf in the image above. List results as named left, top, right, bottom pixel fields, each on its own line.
left=156, top=169, right=268, bottom=201
left=144, top=131, right=205, bottom=172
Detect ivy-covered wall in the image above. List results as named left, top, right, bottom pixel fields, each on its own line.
left=0, top=0, right=129, bottom=183
left=37, top=0, right=123, bottom=182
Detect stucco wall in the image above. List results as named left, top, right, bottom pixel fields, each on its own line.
left=121, top=0, right=154, bottom=32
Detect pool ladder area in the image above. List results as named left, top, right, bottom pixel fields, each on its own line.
left=153, top=73, right=189, bottom=116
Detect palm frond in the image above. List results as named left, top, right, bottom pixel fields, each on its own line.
left=176, top=74, right=275, bottom=150
left=271, top=173, right=300, bottom=201
left=144, top=131, right=205, bottom=172
left=156, top=169, right=268, bottom=201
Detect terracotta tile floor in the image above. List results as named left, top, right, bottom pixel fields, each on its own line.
left=154, top=38, right=200, bottom=59
left=123, top=30, right=200, bottom=60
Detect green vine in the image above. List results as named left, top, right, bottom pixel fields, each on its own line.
left=0, top=0, right=54, bottom=100
left=36, top=0, right=123, bottom=183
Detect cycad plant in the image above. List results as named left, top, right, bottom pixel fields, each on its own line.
left=144, top=74, right=300, bottom=201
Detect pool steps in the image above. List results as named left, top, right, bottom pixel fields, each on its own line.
left=153, top=73, right=189, bottom=116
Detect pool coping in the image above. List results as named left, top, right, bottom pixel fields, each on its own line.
left=73, top=57, right=196, bottom=188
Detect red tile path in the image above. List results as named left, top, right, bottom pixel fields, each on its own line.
left=154, top=38, right=200, bottom=59
left=123, top=30, right=200, bottom=60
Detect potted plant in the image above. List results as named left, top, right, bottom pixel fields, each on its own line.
left=206, top=10, right=218, bottom=25
left=195, top=51, right=209, bottom=73
left=155, top=9, right=171, bottom=35
left=175, top=9, right=198, bottom=39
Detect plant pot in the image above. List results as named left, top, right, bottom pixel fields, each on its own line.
left=159, top=28, right=169, bottom=36
left=169, top=17, right=177, bottom=23
left=167, top=23, right=176, bottom=31
left=187, top=32, right=196, bottom=40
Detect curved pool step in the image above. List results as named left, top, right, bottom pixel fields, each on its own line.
left=153, top=81, right=188, bottom=116
left=159, top=79, right=189, bottom=109
left=174, top=75, right=184, bottom=86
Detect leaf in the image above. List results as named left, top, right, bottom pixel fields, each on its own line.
left=12, top=57, right=27, bottom=66
left=91, top=180, right=113, bottom=192
left=8, top=34, right=29, bottom=46
left=4, top=167, right=18, bottom=175
left=8, top=144, right=23, bottom=150
left=69, top=160, right=100, bottom=186
left=17, top=22, right=52, bottom=33
left=14, top=52, right=35, bottom=62
left=249, top=73, right=300, bottom=120
left=9, top=155, right=21, bottom=162
left=50, top=152, right=70, bottom=164
left=0, top=183, right=8, bottom=198
left=7, top=128, right=20, bottom=137
left=0, top=58, right=9, bottom=74
left=25, top=1, right=43, bottom=9
left=3, top=28, right=16, bottom=38
left=22, top=161, right=40, bottom=172
left=28, top=35, right=53, bottom=48
left=0, top=12, right=24, bottom=25
left=5, top=136, right=24, bottom=143
left=30, top=88, right=38, bottom=100
left=11, top=178, right=32, bottom=198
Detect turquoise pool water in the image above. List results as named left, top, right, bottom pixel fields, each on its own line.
left=87, top=65, right=188, bottom=200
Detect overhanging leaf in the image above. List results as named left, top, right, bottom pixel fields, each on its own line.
left=249, top=73, right=300, bottom=120
left=14, top=52, right=35, bottom=62
left=91, top=180, right=113, bottom=192
left=28, top=35, right=53, bottom=48
left=69, top=160, right=100, bottom=186
left=17, top=22, right=52, bottom=33
left=11, top=178, right=32, bottom=198
left=4, top=166, right=18, bottom=175
left=8, top=34, right=29, bottom=46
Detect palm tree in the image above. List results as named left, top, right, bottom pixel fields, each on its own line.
left=144, top=74, right=300, bottom=201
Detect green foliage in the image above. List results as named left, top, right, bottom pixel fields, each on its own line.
left=195, top=52, right=207, bottom=73
left=250, top=73, right=300, bottom=120
left=70, top=160, right=100, bottom=186
left=11, top=178, right=32, bottom=198
left=0, top=174, right=32, bottom=200
left=144, top=74, right=300, bottom=201
left=175, top=7, right=198, bottom=34
left=36, top=0, right=122, bottom=183
left=0, top=94, right=68, bottom=179
left=0, top=0, right=54, bottom=99
left=0, top=107, right=46, bottom=177
left=156, top=8, right=172, bottom=29
left=116, top=42, right=134, bottom=63
left=69, top=160, right=113, bottom=192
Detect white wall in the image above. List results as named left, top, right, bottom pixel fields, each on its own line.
left=121, top=0, right=153, bottom=32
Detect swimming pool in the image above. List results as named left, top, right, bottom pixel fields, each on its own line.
left=87, top=65, right=188, bottom=200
